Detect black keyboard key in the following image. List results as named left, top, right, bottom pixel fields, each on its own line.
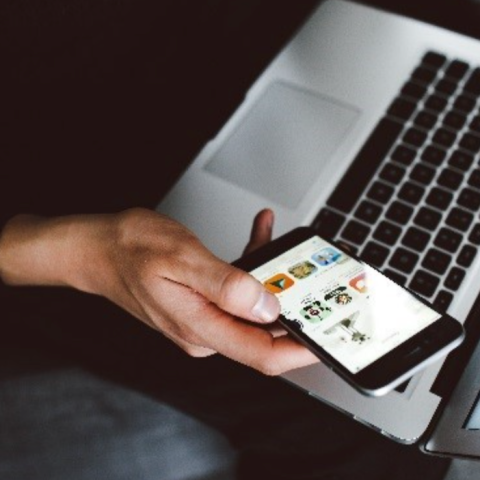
left=313, top=208, right=346, bottom=239
left=459, top=133, right=480, bottom=154
left=457, top=244, right=477, bottom=267
left=386, top=201, right=414, bottom=224
left=421, top=145, right=446, bottom=166
left=445, top=60, right=469, bottom=80
left=437, top=169, right=463, bottom=190
left=327, top=118, right=403, bottom=213
left=373, top=221, right=402, bottom=246
left=443, top=111, right=467, bottom=130
left=355, top=200, right=382, bottom=224
left=414, top=110, right=437, bottom=130
left=410, top=163, right=436, bottom=185
left=446, top=207, right=473, bottom=232
left=434, top=227, right=462, bottom=253
left=361, top=241, right=389, bottom=268
left=414, top=206, right=442, bottom=230
left=410, top=270, right=440, bottom=297
left=469, top=224, right=480, bottom=245
left=391, top=144, right=416, bottom=165
left=412, top=66, right=437, bottom=84
left=341, top=220, right=370, bottom=245
left=398, top=182, right=425, bottom=204
left=464, top=68, right=480, bottom=95
left=388, top=98, right=416, bottom=121
left=425, top=94, right=448, bottom=113
left=434, top=290, right=454, bottom=312
left=453, top=95, right=476, bottom=114
left=380, top=162, right=406, bottom=184
left=422, top=248, right=451, bottom=274
left=433, top=128, right=457, bottom=149
left=403, top=128, right=427, bottom=148
left=402, top=82, right=428, bottom=100
left=426, top=187, right=453, bottom=210
left=445, top=267, right=466, bottom=290
left=458, top=188, right=480, bottom=211
left=435, top=78, right=458, bottom=96
left=468, top=169, right=480, bottom=189
left=448, top=150, right=473, bottom=171
left=384, top=269, right=407, bottom=286
left=422, top=52, right=447, bottom=69
left=402, top=227, right=431, bottom=252
left=367, top=181, right=394, bottom=204
left=470, top=116, right=480, bottom=135
left=390, top=248, right=419, bottom=274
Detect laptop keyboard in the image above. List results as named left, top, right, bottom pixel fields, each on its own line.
left=314, top=51, right=480, bottom=314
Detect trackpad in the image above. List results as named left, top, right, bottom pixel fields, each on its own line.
left=205, top=82, right=360, bottom=209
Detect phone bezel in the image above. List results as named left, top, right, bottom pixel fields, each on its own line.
left=234, top=227, right=464, bottom=396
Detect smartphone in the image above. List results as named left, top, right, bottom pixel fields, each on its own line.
left=234, top=227, right=465, bottom=396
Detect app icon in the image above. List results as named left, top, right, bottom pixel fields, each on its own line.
left=288, top=261, right=317, bottom=280
left=264, top=274, right=294, bottom=294
left=300, top=300, right=332, bottom=323
left=312, top=247, right=342, bottom=266
left=324, top=286, right=355, bottom=307
left=349, top=273, right=367, bottom=293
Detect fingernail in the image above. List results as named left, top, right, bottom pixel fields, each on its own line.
left=251, top=291, right=280, bottom=323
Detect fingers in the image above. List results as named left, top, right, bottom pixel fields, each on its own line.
left=243, top=208, right=274, bottom=255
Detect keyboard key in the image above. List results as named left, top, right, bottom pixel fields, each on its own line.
left=313, top=208, right=346, bottom=239
left=402, top=81, right=428, bottom=100
left=414, top=206, right=442, bottom=230
left=468, top=169, right=480, bottom=189
left=380, top=162, right=406, bottom=184
left=470, top=116, right=480, bottom=135
left=453, top=95, right=476, bottom=114
left=445, top=60, right=469, bottom=80
left=402, top=227, right=430, bottom=252
left=412, top=66, right=437, bottom=84
left=443, top=111, right=467, bottom=130
left=426, top=187, right=453, bottom=210
left=361, top=241, right=389, bottom=268
left=448, top=150, right=473, bottom=171
left=425, top=94, right=448, bottom=113
left=437, top=169, right=463, bottom=190
left=444, top=267, right=466, bottom=290
left=414, top=110, right=437, bottom=129
left=384, top=268, right=407, bottom=286
left=446, top=207, right=473, bottom=232
left=388, top=98, right=417, bottom=121
left=464, top=68, right=480, bottom=96
left=341, top=220, right=370, bottom=245
left=435, top=78, right=458, bottom=96
left=390, top=248, right=419, bottom=273
left=410, top=163, right=436, bottom=185
left=367, top=181, right=394, bottom=204
left=434, top=227, right=462, bottom=253
left=433, top=128, right=457, bottom=149
left=410, top=270, right=440, bottom=297
left=459, top=133, right=480, bottom=154
left=421, top=145, right=446, bottom=166
left=355, top=200, right=382, bottom=224
left=391, top=144, right=416, bottom=165
left=422, top=248, right=451, bottom=274
left=327, top=118, right=403, bottom=213
left=469, top=224, right=480, bottom=245
left=433, top=290, right=454, bottom=312
left=422, top=52, right=447, bottom=69
left=458, top=188, right=480, bottom=211
left=398, top=182, right=425, bottom=204
left=373, top=221, right=402, bottom=246
left=403, top=128, right=427, bottom=147
left=386, top=201, right=414, bottom=224
left=457, top=244, right=477, bottom=267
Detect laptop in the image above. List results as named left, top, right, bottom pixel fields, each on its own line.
left=158, top=0, right=480, bottom=458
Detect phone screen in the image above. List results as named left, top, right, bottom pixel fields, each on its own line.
left=250, top=235, right=442, bottom=374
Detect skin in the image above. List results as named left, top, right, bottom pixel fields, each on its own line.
left=0, top=208, right=318, bottom=375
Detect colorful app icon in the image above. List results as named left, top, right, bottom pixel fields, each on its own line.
left=288, top=261, right=317, bottom=280
left=324, top=286, right=355, bottom=307
left=300, top=300, right=332, bottom=323
left=349, top=273, right=367, bottom=293
left=264, top=274, right=294, bottom=294
left=312, top=247, right=342, bottom=266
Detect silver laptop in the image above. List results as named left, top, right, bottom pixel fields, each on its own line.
left=158, top=0, right=480, bottom=457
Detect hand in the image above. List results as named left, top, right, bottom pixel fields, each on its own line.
left=0, top=209, right=318, bottom=375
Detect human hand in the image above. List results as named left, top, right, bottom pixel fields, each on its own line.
left=0, top=209, right=318, bottom=374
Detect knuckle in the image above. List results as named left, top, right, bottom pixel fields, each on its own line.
left=255, top=357, right=283, bottom=376
left=218, top=268, right=248, bottom=308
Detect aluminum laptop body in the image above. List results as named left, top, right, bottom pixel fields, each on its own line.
left=158, top=0, right=480, bottom=456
